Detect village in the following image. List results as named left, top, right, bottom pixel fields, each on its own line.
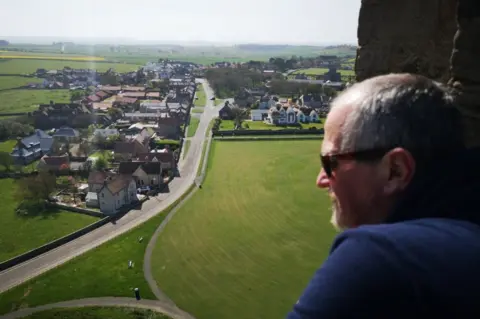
left=8, top=61, right=198, bottom=215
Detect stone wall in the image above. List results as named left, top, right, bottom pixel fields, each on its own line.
left=355, top=0, right=457, bottom=83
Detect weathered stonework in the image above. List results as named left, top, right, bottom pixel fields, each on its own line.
left=356, top=0, right=480, bottom=146
left=355, top=0, right=457, bottom=83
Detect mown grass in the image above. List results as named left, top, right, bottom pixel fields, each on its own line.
left=151, top=140, right=336, bottom=319
left=0, top=89, right=71, bottom=113
left=187, top=117, right=200, bottom=137
left=194, top=84, right=206, bottom=107
left=0, top=76, right=43, bottom=90
left=0, top=178, right=98, bottom=263
left=292, top=67, right=355, bottom=76
left=21, top=307, right=171, bottom=319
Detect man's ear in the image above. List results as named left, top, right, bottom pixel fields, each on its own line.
left=382, top=148, right=415, bottom=195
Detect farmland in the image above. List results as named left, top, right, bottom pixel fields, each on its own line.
left=151, top=140, right=336, bottom=319
left=0, top=76, right=43, bottom=90
left=0, top=178, right=98, bottom=263
left=0, top=59, right=141, bottom=74
left=0, top=89, right=71, bottom=113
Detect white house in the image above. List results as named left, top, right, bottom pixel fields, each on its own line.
left=118, top=161, right=164, bottom=188
left=297, top=109, right=320, bottom=123
left=265, top=106, right=298, bottom=125
left=98, top=175, right=138, bottom=215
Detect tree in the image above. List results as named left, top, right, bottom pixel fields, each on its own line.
left=78, top=141, right=91, bottom=157
left=71, top=90, right=86, bottom=102
left=94, top=156, right=108, bottom=171
left=0, top=151, right=13, bottom=171
left=15, top=171, right=56, bottom=204
left=230, top=107, right=249, bottom=130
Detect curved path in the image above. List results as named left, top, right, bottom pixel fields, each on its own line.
left=1, top=297, right=192, bottom=319
left=0, top=79, right=217, bottom=296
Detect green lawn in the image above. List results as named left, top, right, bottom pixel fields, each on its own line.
left=0, top=89, right=71, bottom=113
left=187, top=117, right=200, bottom=137
left=191, top=107, right=204, bottom=113
left=0, top=184, right=197, bottom=315
left=194, top=84, right=206, bottom=107
left=0, top=59, right=141, bottom=74
left=292, top=67, right=355, bottom=76
left=21, top=307, right=171, bottom=319
left=215, top=99, right=224, bottom=106
left=0, top=179, right=98, bottom=263
left=0, top=76, right=43, bottom=90
left=151, top=140, right=336, bottom=319
left=219, top=120, right=323, bottom=131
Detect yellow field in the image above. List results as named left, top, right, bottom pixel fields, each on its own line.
left=0, top=54, right=105, bottom=61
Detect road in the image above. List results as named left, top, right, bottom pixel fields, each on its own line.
left=2, top=297, right=192, bottom=319
left=0, top=79, right=221, bottom=294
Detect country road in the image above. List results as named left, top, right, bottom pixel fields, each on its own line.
left=0, top=79, right=221, bottom=294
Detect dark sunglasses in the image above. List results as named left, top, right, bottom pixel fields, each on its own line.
left=320, top=148, right=390, bottom=178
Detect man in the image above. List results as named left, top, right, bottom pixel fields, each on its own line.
left=288, top=74, right=480, bottom=318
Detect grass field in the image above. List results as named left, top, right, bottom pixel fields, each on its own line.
left=0, top=54, right=105, bottom=62
left=0, top=76, right=43, bottom=90
left=219, top=120, right=323, bottom=131
left=0, top=178, right=98, bottom=263
left=194, top=84, right=206, bottom=107
left=0, top=59, right=140, bottom=74
left=0, top=89, right=71, bottom=113
left=292, top=67, right=355, bottom=76
left=151, top=140, right=336, bottom=319
left=21, top=307, right=171, bottom=319
left=187, top=117, right=200, bottom=137
left=215, top=99, right=224, bottom=106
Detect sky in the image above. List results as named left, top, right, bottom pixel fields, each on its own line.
left=0, top=0, right=361, bottom=45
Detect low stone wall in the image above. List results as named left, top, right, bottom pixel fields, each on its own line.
left=0, top=215, right=113, bottom=272
left=213, top=128, right=324, bottom=137
left=49, top=202, right=104, bottom=218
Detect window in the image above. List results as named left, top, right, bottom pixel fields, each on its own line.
left=101, top=193, right=104, bottom=198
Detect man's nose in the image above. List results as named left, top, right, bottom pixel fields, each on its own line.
left=316, top=169, right=330, bottom=188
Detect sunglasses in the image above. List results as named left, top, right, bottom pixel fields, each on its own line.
left=320, top=148, right=390, bottom=178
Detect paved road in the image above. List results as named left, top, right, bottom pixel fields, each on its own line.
left=0, top=79, right=220, bottom=295
left=2, top=297, right=192, bottom=319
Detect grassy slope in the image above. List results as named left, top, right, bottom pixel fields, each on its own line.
left=0, top=59, right=140, bottom=74
left=0, top=89, right=71, bottom=113
left=22, top=307, right=171, bottom=319
left=0, top=179, right=98, bottom=262
left=151, top=140, right=336, bottom=319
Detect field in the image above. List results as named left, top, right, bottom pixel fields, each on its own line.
left=0, top=179, right=98, bottom=263
left=0, top=76, right=43, bottom=90
left=187, top=117, right=200, bottom=137
left=292, top=67, right=355, bottom=76
left=191, top=107, right=204, bottom=113
left=20, top=307, right=171, bottom=319
left=151, top=140, right=336, bottom=319
left=219, top=120, right=323, bottom=130
left=194, top=84, right=206, bottom=107
left=0, top=89, right=71, bottom=113
left=0, top=59, right=140, bottom=74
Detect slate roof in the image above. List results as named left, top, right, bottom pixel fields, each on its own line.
left=53, top=127, right=80, bottom=138
left=13, top=129, right=53, bottom=154
left=118, top=161, right=162, bottom=175
left=103, top=174, right=134, bottom=194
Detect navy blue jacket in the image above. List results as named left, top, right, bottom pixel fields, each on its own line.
left=287, top=148, right=480, bottom=318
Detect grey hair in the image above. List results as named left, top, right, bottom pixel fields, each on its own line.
left=332, top=74, right=464, bottom=159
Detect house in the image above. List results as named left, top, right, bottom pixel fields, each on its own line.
left=155, top=117, right=181, bottom=139
left=134, top=151, right=176, bottom=170
left=297, top=109, right=320, bottom=123
left=33, top=102, right=93, bottom=129
left=93, top=128, right=119, bottom=140
left=259, top=95, right=276, bottom=110
left=53, top=127, right=80, bottom=142
left=37, top=153, right=70, bottom=171
left=219, top=104, right=234, bottom=120
left=97, top=174, right=138, bottom=215
left=265, top=106, right=298, bottom=125
left=10, top=130, right=53, bottom=165
left=86, top=171, right=115, bottom=208
left=118, top=161, right=164, bottom=188
left=114, top=140, right=149, bottom=161
left=301, top=94, right=324, bottom=109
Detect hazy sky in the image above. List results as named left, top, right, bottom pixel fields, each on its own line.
left=1, top=0, right=361, bottom=45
